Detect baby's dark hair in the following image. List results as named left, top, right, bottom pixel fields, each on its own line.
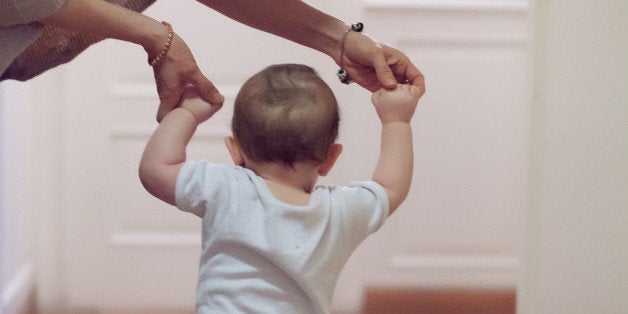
left=232, top=64, right=340, bottom=166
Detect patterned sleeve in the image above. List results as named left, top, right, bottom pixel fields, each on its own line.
left=1, top=0, right=156, bottom=82
left=175, top=160, right=233, bottom=219
left=0, top=0, right=67, bottom=27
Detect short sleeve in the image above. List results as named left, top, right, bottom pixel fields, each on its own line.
left=348, top=181, right=389, bottom=233
left=329, top=181, right=389, bottom=239
left=175, top=160, right=233, bottom=218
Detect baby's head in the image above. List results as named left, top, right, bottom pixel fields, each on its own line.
left=231, top=64, right=340, bottom=167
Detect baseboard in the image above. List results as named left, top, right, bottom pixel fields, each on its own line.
left=1, top=263, right=36, bottom=314
left=362, top=287, right=516, bottom=314
left=18, top=288, right=38, bottom=314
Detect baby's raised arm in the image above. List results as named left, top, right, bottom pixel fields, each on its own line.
left=139, top=89, right=221, bottom=205
left=371, top=84, right=420, bottom=215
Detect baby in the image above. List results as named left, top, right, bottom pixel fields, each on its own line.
left=139, top=64, right=420, bottom=313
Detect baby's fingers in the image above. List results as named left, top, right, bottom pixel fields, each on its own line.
left=409, top=85, right=421, bottom=97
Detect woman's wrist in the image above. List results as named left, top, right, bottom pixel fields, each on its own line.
left=315, top=20, right=350, bottom=64
left=146, top=22, right=174, bottom=66
left=140, top=20, right=173, bottom=60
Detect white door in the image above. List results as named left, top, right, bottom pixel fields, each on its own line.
left=34, top=0, right=528, bottom=311
left=54, top=0, right=332, bottom=308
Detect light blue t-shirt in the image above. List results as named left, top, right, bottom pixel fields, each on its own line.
left=176, top=160, right=389, bottom=314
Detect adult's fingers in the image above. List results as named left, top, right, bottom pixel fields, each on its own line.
left=370, top=49, right=397, bottom=90
left=404, top=62, right=426, bottom=97
left=381, top=45, right=426, bottom=95
left=156, top=83, right=184, bottom=122
left=189, top=70, right=224, bottom=106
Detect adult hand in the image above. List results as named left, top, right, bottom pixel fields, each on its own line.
left=152, top=33, right=224, bottom=122
left=340, top=32, right=425, bottom=97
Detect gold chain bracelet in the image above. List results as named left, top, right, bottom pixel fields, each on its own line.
left=148, top=21, right=174, bottom=67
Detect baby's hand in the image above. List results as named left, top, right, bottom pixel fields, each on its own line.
left=371, top=84, right=420, bottom=123
left=179, top=86, right=223, bottom=124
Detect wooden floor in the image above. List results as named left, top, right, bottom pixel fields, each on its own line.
left=39, top=309, right=357, bottom=314
left=32, top=288, right=515, bottom=314
left=362, top=287, right=516, bottom=314
left=39, top=309, right=355, bottom=314
left=39, top=309, right=194, bottom=314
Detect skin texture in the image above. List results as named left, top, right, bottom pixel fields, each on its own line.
left=40, top=0, right=425, bottom=121
left=140, top=81, right=420, bottom=215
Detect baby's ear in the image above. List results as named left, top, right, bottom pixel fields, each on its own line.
left=225, top=136, right=245, bottom=166
left=318, top=143, right=343, bottom=176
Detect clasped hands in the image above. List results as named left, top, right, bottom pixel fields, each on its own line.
left=153, top=31, right=424, bottom=123
left=178, top=81, right=420, bottom=127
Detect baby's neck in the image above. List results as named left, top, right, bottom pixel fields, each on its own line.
left=246, top=161, right=319, bottom=193
left=247, top=161, right=319, bottom=206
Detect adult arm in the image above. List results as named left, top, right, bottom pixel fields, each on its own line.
left=196, top=0, right=425, bottom=94
left=40, top=0, right=224, bottom=122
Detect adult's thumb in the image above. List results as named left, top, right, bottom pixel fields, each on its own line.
left=191, top=71, right=224, bottom=105
left=156, top=97, right=178, bottom=122
left=372, top=55, right=397, bottom=89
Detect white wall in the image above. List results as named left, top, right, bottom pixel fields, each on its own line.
left=333, top=2, right=529, bottom=310
left=0, top=81, right=35, bottom=314
left=521, top=0, right=628, bottom=313
left=3, top=0, right=626, bottom=312
left=6, top=0, right=531, bottom=311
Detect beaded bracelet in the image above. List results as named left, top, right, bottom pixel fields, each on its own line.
left=337, top=22, right=364, bottom=84
left=148, top=21, right=174, bottom=67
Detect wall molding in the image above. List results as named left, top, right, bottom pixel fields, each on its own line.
left=364, top=0, right=529, bottom=12
left=109, top=84, right=241, bottom=100
left=397, top=37, right=528, bottom=48
left=109, top=125, right=230, bottom=140
left=389, top=254, right=518, bottom=272
left=109, top=231, right=200, bottom=248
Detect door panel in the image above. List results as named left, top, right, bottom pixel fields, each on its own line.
left=61, top=1, right=321, bottom=307
left=47, top=0, right=528, bottom=311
